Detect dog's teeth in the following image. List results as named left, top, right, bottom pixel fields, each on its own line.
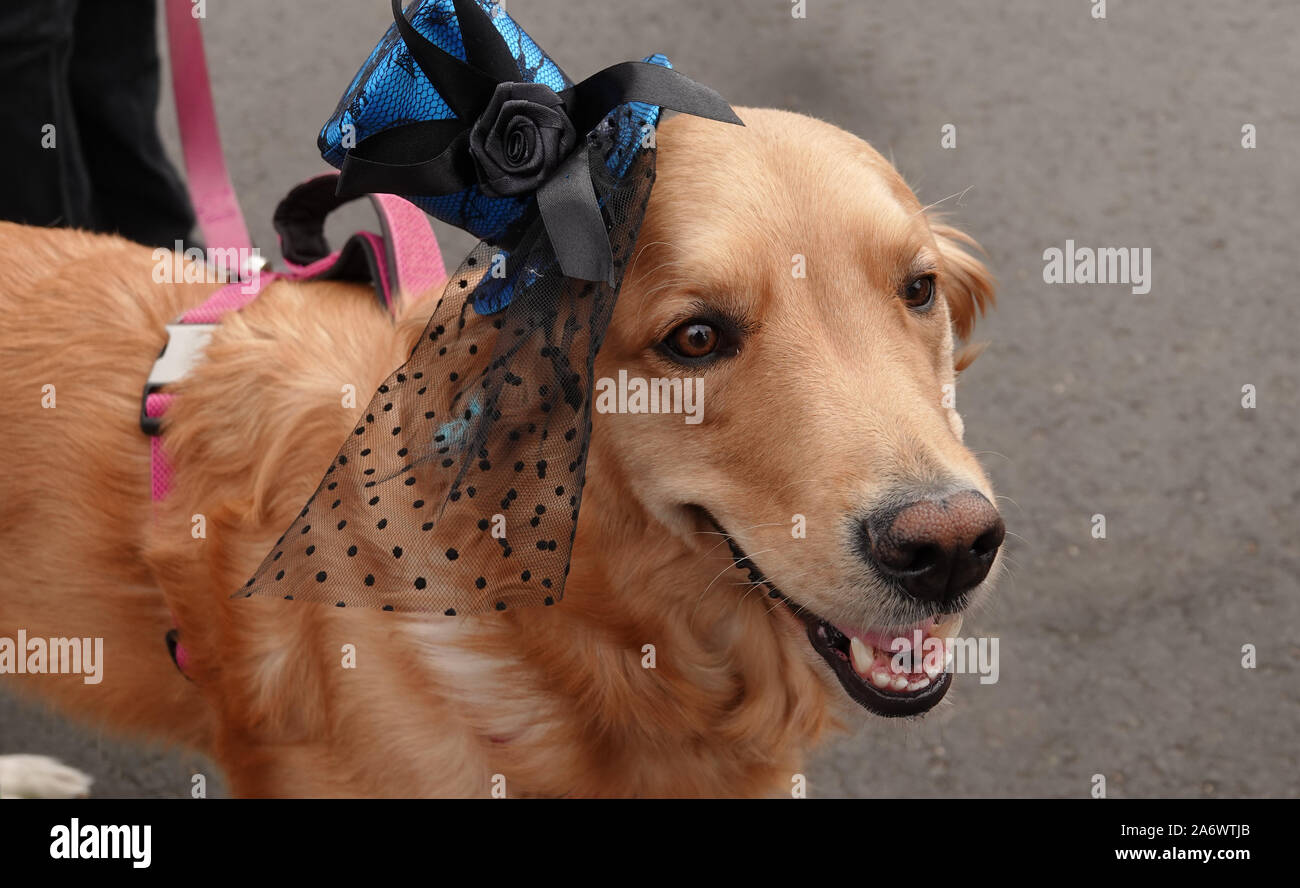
left=944, top=647, right=955, bottom=671
left=890, top=675, right=910, bottom=691
left=924, top=659, right=943, bottom=679
left=907, top=677, right=932, bottom=692
left=933, top=613, right=964, bottom=639
left=870, top=669, right=891, bottom=688
left=849, top=637, right=874, bottom=674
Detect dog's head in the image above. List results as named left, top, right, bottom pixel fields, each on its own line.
left=592, top=108, right=1000, bottom=717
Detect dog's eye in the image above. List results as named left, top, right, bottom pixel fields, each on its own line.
left=656, top=313, right=745, bottom=366
left=664, top=321, right=720, bottom=359
left=658, top=319, right=741, bottom=365
left=901, top=275, right=936, bottom=311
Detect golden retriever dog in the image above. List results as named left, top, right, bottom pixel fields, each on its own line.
left=0, top=107, right=999, bottom=797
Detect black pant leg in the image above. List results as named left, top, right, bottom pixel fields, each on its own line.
left=69, top=0, right=195, bottom=248
left=0, top=1, right=94, bottom=229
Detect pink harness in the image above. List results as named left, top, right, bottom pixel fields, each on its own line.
left=152, top=5, right=446, bottom=676
left=141, top=173, right=446, bottom=501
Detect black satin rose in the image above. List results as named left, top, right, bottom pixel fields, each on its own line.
left=468, top=82, right=578, bottom=198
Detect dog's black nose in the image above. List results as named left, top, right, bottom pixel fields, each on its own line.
left=863, top=490, right=1004, bottom=605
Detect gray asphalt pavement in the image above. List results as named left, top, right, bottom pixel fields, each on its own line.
left=2, top=0, right=1297, bottom=798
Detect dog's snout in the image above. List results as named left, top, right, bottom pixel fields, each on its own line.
left=862, top=490, right=1004, bottom=605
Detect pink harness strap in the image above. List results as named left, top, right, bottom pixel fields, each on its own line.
left=179, top=273, right=282, bottom=325
left=280, top=250, right=344, bottom=280
left=146, top=393, right=177, bottom=502
left=372, top=194, right=447, bottom=304
left=357, top=232, right=392, bottom=308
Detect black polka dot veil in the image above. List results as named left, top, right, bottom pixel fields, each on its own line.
left=240, top=127, right=655, bottom=614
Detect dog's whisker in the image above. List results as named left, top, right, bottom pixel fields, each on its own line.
left=624, top=240, right=683, bottom=278
left=627, top=276, right=696, bottom=333
left=622, top=248, right=692, bottom=329
left=701, top=548, right=779, bottom=596
left=735, top=567, right=809, bottom=605
left=768, top=595, right=816, bottom=621
left=690, top=522, right=784, bottom=538
left=691, top=523, right=785, bottom=565
left=914, top=184, right=974, bottom=217
left=694, top=538, right=746, bottom=565
left=691, top=522, right=785, bottom=546
left=624, top=247, right=685, bottom=290
left=736, top=562, right=822, bottom=611
left=992, top=494, right=1023, bottom=512
left=689, top=546, right=786, bottom=628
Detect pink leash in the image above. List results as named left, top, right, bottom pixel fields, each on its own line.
left=164, top=0, right=257, bottom=275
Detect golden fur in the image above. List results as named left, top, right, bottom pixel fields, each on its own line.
left=0, top=108, right=995, bottom=796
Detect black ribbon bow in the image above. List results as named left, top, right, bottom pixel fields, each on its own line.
left=337, top=0, right=742, bottom=283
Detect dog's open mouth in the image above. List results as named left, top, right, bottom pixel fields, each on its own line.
left=798, top=611, right=960, bottom=717
left=705, top=511, right=960, bottom=718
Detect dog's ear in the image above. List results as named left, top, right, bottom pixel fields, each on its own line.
left=931, top=221, right=995, bottom=350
